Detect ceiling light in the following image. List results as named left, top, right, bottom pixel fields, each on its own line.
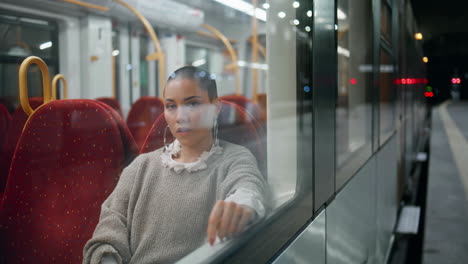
left=39, top=41, right=52, bottom=50
left=278, top=11, right=286, bottom=18
left=192, top=58, right=207, bottom=67
left=214, top=0, right=266, bottom=21
left=293, top=1, right=300, bottom=8
left=337, top=8, right=347, bottom=20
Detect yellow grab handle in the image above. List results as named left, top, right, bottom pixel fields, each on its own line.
left=19, top=56, right=52, bottom=116
left=52, top=74, right=68, bottom=99
left=201, top=24, right=240, bottom=95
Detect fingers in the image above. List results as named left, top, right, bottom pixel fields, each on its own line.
left=207, top=201, right=255, bottom=245
left=228, top=205, right=244, bottom=235
left=236, top=208, right=253, bottom=233
left=218, top=202, right=235, bottom=240
left=207, top=200, right=224, bottom=245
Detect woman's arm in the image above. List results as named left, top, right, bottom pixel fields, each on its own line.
left=83, top=157, right=141, bottom=264
left=207, top=147, right=270, bottom=244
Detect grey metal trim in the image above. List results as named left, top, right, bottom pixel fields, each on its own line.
left=313, top=0, right=336, bottom=210
left=372, top=0, right=381, bottom=152
left=272, top=209, right=326, bottom=264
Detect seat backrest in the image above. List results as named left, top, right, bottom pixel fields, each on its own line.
left=96, top=101, right=139, bottom=167
left=126, top=96, right=164, bottom=149
left=220, top=95, right=264, bottom=122
left=141, top=101, right=264, bottom=168
left=0, top=98, right=43, bottom=194
left=0, top=97, right=15, bottom=114
left=0, top=99, right=131, bottom=263
left=96, top=97, right=124, bottom=117
left=0, top=104, right=11, bottom=156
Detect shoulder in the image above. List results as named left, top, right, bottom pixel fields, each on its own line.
left=219, top=140, right=254, bottom=158
left=218, top=140, right=257, bottom=166
left=124, top=147, right=164, bottom=171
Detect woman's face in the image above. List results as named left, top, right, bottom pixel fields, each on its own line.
left=164, top=78, right=219, bottom=148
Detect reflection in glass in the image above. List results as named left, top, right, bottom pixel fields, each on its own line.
left=336, top=0, right=373, bottom=176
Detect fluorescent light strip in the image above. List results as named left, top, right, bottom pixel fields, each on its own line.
left=192, top=58, right=207, bottom=67
left=337, top=8, right=347, bottom=20
left=337, top=45, right=350, bottom=57
left=214, top=0, right=266, bottom=22
left=39, top=41, right=52, bottom=50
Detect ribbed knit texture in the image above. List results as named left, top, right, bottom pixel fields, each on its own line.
left=83, top=140, right=268, bottom=264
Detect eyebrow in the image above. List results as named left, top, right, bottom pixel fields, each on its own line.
left=165, top=96, right=202, bottom=102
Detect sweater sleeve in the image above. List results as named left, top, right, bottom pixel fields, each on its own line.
left=220, top=147, right=270, bottom=215
left=83, top=156, right=142, bottom=264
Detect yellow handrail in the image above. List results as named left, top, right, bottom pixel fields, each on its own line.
left=113, top=0, right=166, bottom=96
left=196, top=31, right=238, bottom=44
left=19, top=56, right=52, bottom=116
left=62, top=0, right=166, bottom=96
left=63, top=0, right=109, bottom=12
left=201, top=24, right=240, bottom=95
left=52, top=74, right=68, bottom=99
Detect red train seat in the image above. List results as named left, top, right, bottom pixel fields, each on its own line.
left=0, top=99, right=135, bottom=263
left=96, top=101, right=139, bottom=166
left=220, top=95, right=264, bottom=122
left=126, top=96, right=164, bottom=149
left=0, top=104, right=11, bottom=156
left=0, top=98, right=43, bottom=194
left=96, top=97, right=123, bottom=117
left=141, top=101, right=265, bottom=173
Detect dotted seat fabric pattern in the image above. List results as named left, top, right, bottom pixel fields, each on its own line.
left=95, top=97, right=124, bottom=118
left=126, top=96, right=164, bottom=150
left=141, top=101, right=265, bottom=171
left=0, top=99, right=132, bottom=263
left=95, top=101, right=139, bottom=167
left=0, top=98, right=43, bottom=194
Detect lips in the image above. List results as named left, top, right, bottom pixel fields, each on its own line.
left=176, top=128, right=192, bottom=133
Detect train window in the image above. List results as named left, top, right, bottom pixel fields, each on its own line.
left=336, top=0, right=373, bottom=185
left=381, top=0, right=392, bottom=43
left=0, top=14, right=58, bottom=105
left=185, top=44, right=237, bottom=96
left=0, top=0, right=311, bottom=263
left=380, top=48, right=396, bottom=143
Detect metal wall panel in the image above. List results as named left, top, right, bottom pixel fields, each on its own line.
left=375, top=135, right=398, bottom=263
left=313, top=0, right=336, bottom=211
left=273, top=210, right=326, bottom=264
left=327, top=158, right=377, bottom=264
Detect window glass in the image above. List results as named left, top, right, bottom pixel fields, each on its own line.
left=0, top=1, right=311, bottom=263
left=336, top=0, right=373, bottom=183
left=381, top=1, right=392, bottom=42
left=380, top=48, right=396, bottom=143
left=0, top=14, right=58, bottom=106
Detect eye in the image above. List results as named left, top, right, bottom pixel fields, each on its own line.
left=165, top=104, right=176, bottom=110
left=187, top=101, right=201, bottom=108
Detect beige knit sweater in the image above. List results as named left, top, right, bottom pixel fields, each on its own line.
left=83, top=141, right=268, bottom=264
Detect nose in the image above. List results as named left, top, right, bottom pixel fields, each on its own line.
left=176, top=106, right=189, bottom=123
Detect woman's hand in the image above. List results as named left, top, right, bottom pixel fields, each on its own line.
left=207, top=200, right=255, bottom=245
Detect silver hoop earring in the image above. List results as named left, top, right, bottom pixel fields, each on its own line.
left=213, top=119, right=219, bottom=146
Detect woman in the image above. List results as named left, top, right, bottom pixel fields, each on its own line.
left=83, top=66, right=269, bottom=264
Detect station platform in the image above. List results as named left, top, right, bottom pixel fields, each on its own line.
left=423, top=101, right=468, bottom=263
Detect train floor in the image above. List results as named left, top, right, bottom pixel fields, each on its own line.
left=423, top=100, right=468, bottom=264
